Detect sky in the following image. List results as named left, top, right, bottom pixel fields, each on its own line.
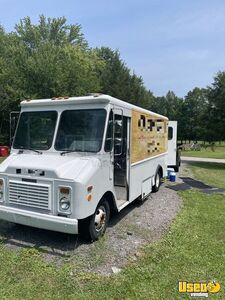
left=0, top=0, right=225, bottom=97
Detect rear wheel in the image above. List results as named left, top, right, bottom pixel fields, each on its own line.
left=174, top=165, right=179, bottom=172
left=152, top=170, right=161, bottom=193
left=79, top=199, right=110, bottom=242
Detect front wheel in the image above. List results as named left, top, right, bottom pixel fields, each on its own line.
left=79, top=199, right=110, bottom=242
left=152, top=170, right=161, bottom=193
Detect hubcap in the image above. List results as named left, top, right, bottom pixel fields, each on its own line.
left=94, top=206, right=106, bottom=232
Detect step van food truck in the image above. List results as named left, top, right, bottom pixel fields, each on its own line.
left=0, top=94, right=178, bottom=241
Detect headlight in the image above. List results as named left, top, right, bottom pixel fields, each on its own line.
left=59, top=196, right=70, bottom=210
left=58, top=186, right=71, bottom=214
left=0, top=179, right=4, bottom=202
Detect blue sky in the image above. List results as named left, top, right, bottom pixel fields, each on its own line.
left=0, top=0, right=225, bottom=97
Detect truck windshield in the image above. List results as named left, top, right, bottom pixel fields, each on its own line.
left=13, top=111, right=57, bottom=150
left=55, top=109, right=106, bottom=153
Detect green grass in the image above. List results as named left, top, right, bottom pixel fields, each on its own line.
left=181, top=146, right=225, bottom=159
left=190, top=162, right=225, bottom=188
left=0, top=156, right=224, bottom=299
left=0, top=190, right=224, bottom=299
left=178, top=141, right=225, bottom=146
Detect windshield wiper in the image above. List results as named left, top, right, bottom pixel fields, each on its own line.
left=18, top=147, right=43, bottom=155
left=60, top=150, right=78, bottom=156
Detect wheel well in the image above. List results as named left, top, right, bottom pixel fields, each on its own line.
left=101, top=191, right=117, bottom=213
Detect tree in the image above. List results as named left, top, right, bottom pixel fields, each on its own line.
left=183, top=87, right=209, bottom=142
left=15, top=15, right=88, bottom=49
left=150, top=91, right=185, bottom=141
left=1, top=15, right=224, bottom=146
left=207, top=72, right=225, bottom=142
left=96, top=47, right=132, bottom=99
left=96, top=47, right=154, bottom=108
left=12, top=16, right=103, bottom=98
left=0, top=16, right=104, bottom=144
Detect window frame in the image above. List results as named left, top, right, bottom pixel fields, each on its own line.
left=54, top=108, right=107, bottom=153
left=13, top=110, right=58, bottom=151
left=168, top=126, right=173, bottom=140
left=104, top=110, right=114, bottom=152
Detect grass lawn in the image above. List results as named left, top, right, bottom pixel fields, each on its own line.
left=181, top=146, right=225, bottom=159
left=0, top=190, right=224, bottom=299
left=190, top=162, right=225, bottom=188
left=0, top=158, right=224, bottom=299
left=0, top=162, right=224, bottom=299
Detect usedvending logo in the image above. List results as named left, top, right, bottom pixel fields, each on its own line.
left=178, top=280, right=221, bottom=298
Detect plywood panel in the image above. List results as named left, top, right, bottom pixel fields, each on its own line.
left=131, top=110, right=168, bottom=164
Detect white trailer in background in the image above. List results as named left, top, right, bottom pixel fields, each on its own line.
left=0, top=94, right=177, bottom=241
left=167, top=121, right=180, bottom=172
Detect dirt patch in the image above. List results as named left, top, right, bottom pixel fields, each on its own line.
left=0, top=182, right=182, bottom=275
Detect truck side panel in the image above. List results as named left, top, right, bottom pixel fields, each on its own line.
left=129, top=110, right=168, bottom=200
left=131, top=110, right=168, bottom=164
left=167, top=121, right=178, bottom=167
left=129, top=154, right=167, bottom=200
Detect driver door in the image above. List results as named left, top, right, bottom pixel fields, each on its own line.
left=113, top=108, right=130, bottom=202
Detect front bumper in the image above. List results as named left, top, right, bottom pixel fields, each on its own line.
left=0, top=206, right=78, bottom=234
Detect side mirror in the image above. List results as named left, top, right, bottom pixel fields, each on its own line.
left=114, top=137, right=122, bottom=156
left=10, top=111, right=20, bottom=146
left=114, top=119, right=122, bottom=133
left=113, top=116, right=123, bottom=156
left=105, top=137, right=113, bottom=152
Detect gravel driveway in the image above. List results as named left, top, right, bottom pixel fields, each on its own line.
left=0, top=182, right=182, bottom=275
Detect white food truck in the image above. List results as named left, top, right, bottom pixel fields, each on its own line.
left=0, top=94, right=178, bottom=241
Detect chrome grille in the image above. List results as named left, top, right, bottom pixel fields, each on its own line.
left=9, top=180, right=51, bottom=210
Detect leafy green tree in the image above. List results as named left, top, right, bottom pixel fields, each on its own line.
left=13, top=16, right=103, bottom=98
left=0, top=16, right=104, bottom=144
left=1, top=15, right=224, bottom=147
left=150, top=91, right=185, bottom=141
left=0, top=27, right=26, bottom=143
left=96, top=47, right=131, bottom=99
left=184, top=87, right=209, bottom=142
left=207, top=72, right=225, bottom=142
left=150, top=91, right=182, bottom=118
left=96, top=47, right=154, bottom=108
left=15, top=15, right=88, bottom=49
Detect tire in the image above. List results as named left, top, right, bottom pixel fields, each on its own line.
left=152, top=170, right=161, bottom=193
left=174, top=165, right=179, bottom=172
left=79, top=199, right=110, bottom=242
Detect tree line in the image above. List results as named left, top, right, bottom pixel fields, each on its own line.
left=0, top=16, right=224, bottom=144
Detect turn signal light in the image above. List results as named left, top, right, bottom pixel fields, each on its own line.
left=60, top=187, right=70, bottom=195
left=87, top=194, right=92, bottom=201
left=87, top=185, right=93, bottom=192
left=51, top=96, right=70, bottom=100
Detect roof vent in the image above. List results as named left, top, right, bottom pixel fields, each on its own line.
left=51, top=96, right=69, bottom=100
left=87, top=93, right=102, bottom=97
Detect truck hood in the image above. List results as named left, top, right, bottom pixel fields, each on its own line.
left=0, top=153, right=101, bottom=181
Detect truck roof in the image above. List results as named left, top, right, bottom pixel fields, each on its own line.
left=20, top=94, right=168, bottom=120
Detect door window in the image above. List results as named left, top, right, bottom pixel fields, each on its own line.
left=168, top=126, right=173, bottom=140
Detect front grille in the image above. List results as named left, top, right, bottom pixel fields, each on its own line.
left=8, top=180, right=51, bottom=210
